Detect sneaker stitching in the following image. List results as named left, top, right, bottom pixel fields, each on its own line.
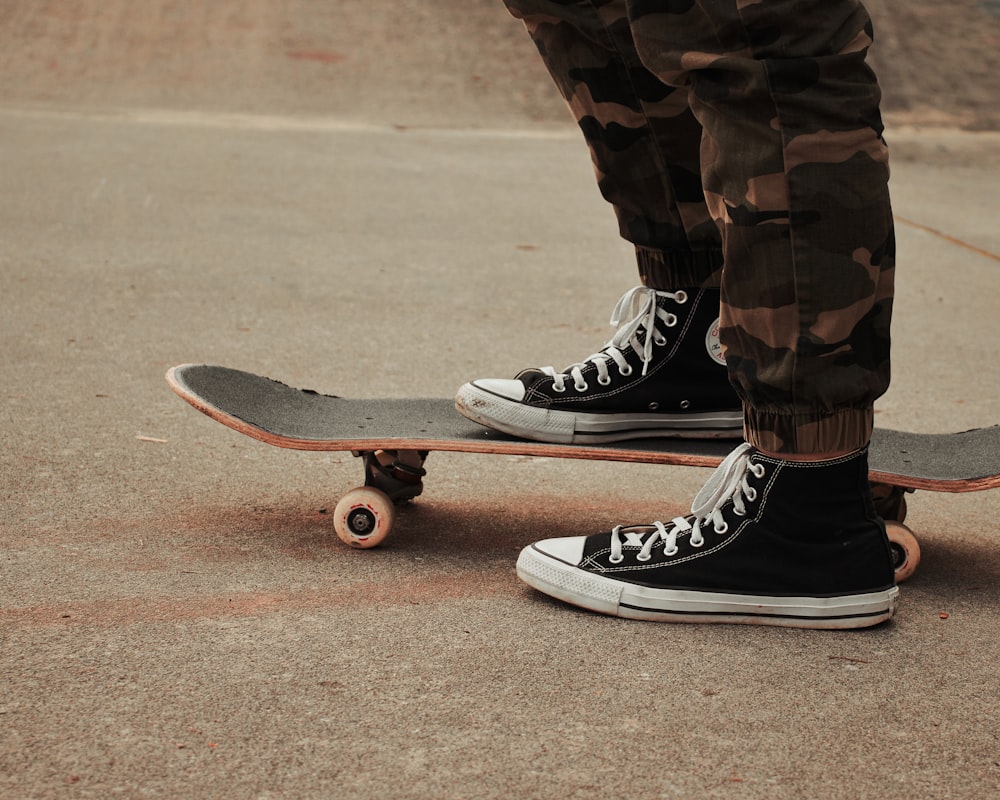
left=591, top=515, right=754, bottom=574
left=527, top=288, right=707, bottom=406
left=586, top=450, right=775, bottom=575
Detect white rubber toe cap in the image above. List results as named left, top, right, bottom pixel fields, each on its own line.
left=470, top=378, right=526, bottom=402
left=530, top=536, right=587, bottom=566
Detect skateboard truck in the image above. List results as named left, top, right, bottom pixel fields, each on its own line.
left=870, top=482, right=921, bottom=582
left=871, top=482, right=912, bottom=524
left=361, top=449, right=428, bottom=502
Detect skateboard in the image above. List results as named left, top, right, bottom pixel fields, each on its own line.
left=167, top=364, right=1000, bottom=581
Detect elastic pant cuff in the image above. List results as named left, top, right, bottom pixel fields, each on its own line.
left=636, top=247, right=724, bottom=291
left=744, top=406, right=875, bottom=456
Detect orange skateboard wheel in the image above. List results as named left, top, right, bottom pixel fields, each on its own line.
left=333, top=487, right=395, bottom=548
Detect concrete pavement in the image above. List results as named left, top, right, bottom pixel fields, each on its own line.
left=3, top=3, right=1000, bottom=799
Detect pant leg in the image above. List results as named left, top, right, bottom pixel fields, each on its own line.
left=627, top=0, right=894, bottom=455
left=502, top=0, right=723, bottom=289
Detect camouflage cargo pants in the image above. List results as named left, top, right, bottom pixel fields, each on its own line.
left=502, top=0, right=895, bottom=455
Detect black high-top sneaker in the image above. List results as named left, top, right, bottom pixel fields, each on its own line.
left=516, top=445, right=899, bottom=629
left=455, top=286, right=741, bottom=443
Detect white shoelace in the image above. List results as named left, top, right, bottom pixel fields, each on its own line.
left=608, top=444, right=765, bottom=563
left=540, top=286, right=687, bottom=392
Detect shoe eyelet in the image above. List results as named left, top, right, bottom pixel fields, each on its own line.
left=653, top=334, right=668, bottom=346
left=664, top=314, right=678, bottom=328
left=714, top=521, right=729, bottom=535
left=690, top=536, right=704, bottom=548
left=745, top=488, right=757, bottom=502
left=673, top=291, right=688, bottom=304
left=598, top=375, right=612, bottom=386
left=608, top=554, right=624, bottom=565
left=663, top=546, right=679, bottom=557
left=648, top=402, right=659, bottom=411
left=679, top=400, right=691, bottom=410
left=636, top=552, right=652, bottom=562
left=752, top=464, right=766, bottom=478
left=552, top=383, right=567, bottom=393
left=619, top=365, right=633, bottom=377
left=574, top=381, right=588, bottom=392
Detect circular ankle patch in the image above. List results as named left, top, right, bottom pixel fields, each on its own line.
left=705, top=318, right=726, bottom=366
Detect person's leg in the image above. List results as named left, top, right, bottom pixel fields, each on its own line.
left=515, top=0, right=898, bottom=628
left=456, top=0, right=742, bottom=443
left=628, top=0, right=894, bottom=455
left=502, top=0, right=723, bottom=287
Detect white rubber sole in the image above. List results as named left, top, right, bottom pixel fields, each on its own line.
left=516, top=543, right=899, bottom=630
left=455, top=382, right=742, bottom=444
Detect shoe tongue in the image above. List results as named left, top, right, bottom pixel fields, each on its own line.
left=514, top=368, right=547, bottom=389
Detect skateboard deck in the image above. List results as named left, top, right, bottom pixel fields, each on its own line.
left=167, top=364, right=1000, bottom=577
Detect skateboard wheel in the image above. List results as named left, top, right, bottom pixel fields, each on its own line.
left=333, top=487, right=395, bottom=549
left=884, top=521, right=921, bottom=583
